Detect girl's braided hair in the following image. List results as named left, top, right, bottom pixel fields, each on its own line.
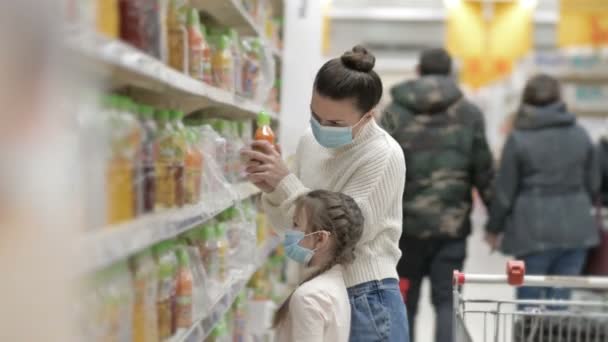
left=273, top=190, right=364, bottom=327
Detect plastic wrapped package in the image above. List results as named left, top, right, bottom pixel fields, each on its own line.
left=97, top=261, right=135, bottom=342
left=130, top=249, right=159, bottom=342
left=255, top=41, right=276, bottom=105
left=174, top=244, right=194, bottom=330
left=106, top=96, right=142, bottom=225
left=153, top=241, right=178, bottom=340
left=197, top=123, right=230, bottom=199
left=181, top=232, right=211, bottom=318
left=241, top=38, right=261, bottom=99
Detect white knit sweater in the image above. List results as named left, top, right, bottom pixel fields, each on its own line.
left=262, top=120, right=406, bottom=287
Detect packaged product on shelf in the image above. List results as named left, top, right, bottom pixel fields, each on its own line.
left=231, top=122, right=246, bottom=182
left=228, top=29, right=244, bottom=96
left=97, top=0, right=120, bottom=38
left=201, top=222, right=220, bottom=283
left=175, top=245, right=194, bottom=329
left=200, top=24, right=213, bottom=85
left=187, top=8, right=204, bottom=80
left=170, top=110, right=187, bottom=207
left=167, top=0, right=189, bottom=72
left=97, top=261, right=135, bottom=342
left=180, top=232, right=210, bottom=318
left=207, top=318, right=230, bottom=342
left=153, top=241, right=178, bottom=340
left=266, top=79, right=281, bottom=113
left=136, top=105, right=157, bottom=214
left=119, top=0, right=163, bottom=58
left=241, top=38, right=261, bottom=99
left=155, top=110, right=176, bottom=210
left=211, top=120, right=234, bottom=183
left=232, top=292, right=248, bottom=342
left=212, top=35, right=235, bottom=92
left=216, top=221, right=229, bottom=282
left=184, top=128, right=203, bottom=204
left=255, top=203, right=268, bottom=245
left=106, top=95, right=141, bottom=225
left=130, top=249, right=159, bottom=342
left=198, top=123, right=227, bottom=194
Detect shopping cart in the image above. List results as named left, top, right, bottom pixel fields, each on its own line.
left=453, top=261, right=608, bottom=342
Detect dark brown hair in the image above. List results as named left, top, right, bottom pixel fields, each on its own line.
left=273, top=190, right=364, bottom=327
left=523, top=74, right=561, bottom=107
left=419, top=48, right=452, bottom=76
left=313, top=45, right=383, bottom=114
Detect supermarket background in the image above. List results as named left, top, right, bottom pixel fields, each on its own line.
left=1, top=0, right=608, bottom=341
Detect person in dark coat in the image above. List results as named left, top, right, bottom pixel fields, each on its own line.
left=486, top=74, right=600, bottom=302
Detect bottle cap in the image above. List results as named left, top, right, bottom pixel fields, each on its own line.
left=257, top=111, right=271, bottom=126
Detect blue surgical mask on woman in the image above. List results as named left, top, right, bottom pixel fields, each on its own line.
left=310, top=115, right=369, bottom=148
left=283, top=229, right=328, bottom=265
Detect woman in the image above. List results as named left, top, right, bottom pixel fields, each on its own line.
left=242, top=46, right=409, bottom=341
left=486, top=74, right=600, bottom=302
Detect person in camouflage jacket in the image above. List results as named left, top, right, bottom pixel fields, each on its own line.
left=380, top=48, right=494, bottom=342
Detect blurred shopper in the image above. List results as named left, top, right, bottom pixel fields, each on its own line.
left=486, top=74, right=600, bottom=302
left=243, top=46, right=409, bottom=342
left=381, top=48, right=494, bottom=342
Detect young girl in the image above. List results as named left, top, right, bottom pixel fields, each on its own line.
left=274, top=190, right=364, bottom=342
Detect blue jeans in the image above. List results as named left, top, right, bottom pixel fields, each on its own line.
left=517, top=248, right=588, bottom=303
left=348, top=278, right=410, bottom=342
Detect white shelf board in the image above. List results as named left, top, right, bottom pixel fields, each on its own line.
left=173, top=236, right=281, bottom=342
left=192, top=0, right=282, bottom=60
left=80, top=182, right=261, bottom=273
left=66, top=29, right=279, bottom=119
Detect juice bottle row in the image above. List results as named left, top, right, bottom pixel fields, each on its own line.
left=207, top=250, right=289, bottom=342
left=65, top=0, right=280, bottom=106
left=81, top=197, right=273, bottom=342
left=92, top=94, right=275, bottom=226
left=239, top=0, right=284, bottom=51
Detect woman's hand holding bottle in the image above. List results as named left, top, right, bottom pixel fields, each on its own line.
left=241, top=140, right=289, bottom=193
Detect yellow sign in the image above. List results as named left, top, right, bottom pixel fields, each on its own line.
left=559, top=0, right=608, bottom=47
left=446, top=1, right=532, bottom=88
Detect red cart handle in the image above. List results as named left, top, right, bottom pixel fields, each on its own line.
left=507, top=260, right=525, bottom=286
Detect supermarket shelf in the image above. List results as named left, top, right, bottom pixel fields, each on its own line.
left=192, top=0, right=282, bottom=59
left=557, top=73, right=608, bottom=84
left=80, top=182, right=261, bottom=273
left=66, top=30, right=279, bottom=119
left=174, top=236, right=281, bottom=342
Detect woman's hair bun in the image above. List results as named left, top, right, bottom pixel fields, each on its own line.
left=341, top=45, right=375, bottom=73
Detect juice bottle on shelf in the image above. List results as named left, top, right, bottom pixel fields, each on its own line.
left=155, top=110, right=176, bottom=210
left=175, top=245, right=193, bottom=329
left=232, top=292, right=247, bottom=342
left=167, top=0, right=189, bottom=72
left=137, top=105, right=157, bottom=214
left=228, top=29, right=244, bottom=96
left=153, top=241, right=178, bottom=340
left=200, top=24, right=213, bottom=85
left=216, top=222, right=229, bottom=282
left=211, top=120, right=230, bottom=182
left=170, top=110, right=187, bottom=207
left=255, top=111, right=275, bottom=144
left=97, top=0, right=120, bottom=38
left=184, top=129, right=203, bottom=204
left=212, top=35, right=235, bottom=92
left=131, top=249, right=159, bottom=342
left=119, top=0, right=144, bottom=50
left=187, top=8, right=204, bottom=80
left=201, top=223, right=219, bottom=282
left=106, top=96, right=141, bottom=225
left=241, top=38, right=260, bottom=99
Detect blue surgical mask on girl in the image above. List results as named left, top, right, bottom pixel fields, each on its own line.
left=310, top=115, right=369, bottom=149
left=283, top=229, right=328, bottom=265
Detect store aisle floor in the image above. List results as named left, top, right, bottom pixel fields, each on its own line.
left=413, top=209, right=515, bottom=342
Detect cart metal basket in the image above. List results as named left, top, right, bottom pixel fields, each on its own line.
left=453, top=261, right=608, bottom=342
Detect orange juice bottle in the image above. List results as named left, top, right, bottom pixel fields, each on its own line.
left=155, top=110, right=176, bottom=209
left=97, top=0, right=119, bottom=38
left=184, top=129, right=203, bottom=204
left=106, top=96, right=141, bottom=225
left=254, top=111, right=275, bottom=144
left=167, top=0, right=189, bottom=72
left=187, top=8, right=204, bottom=80
left=170, top=111, right=187, bottom=207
